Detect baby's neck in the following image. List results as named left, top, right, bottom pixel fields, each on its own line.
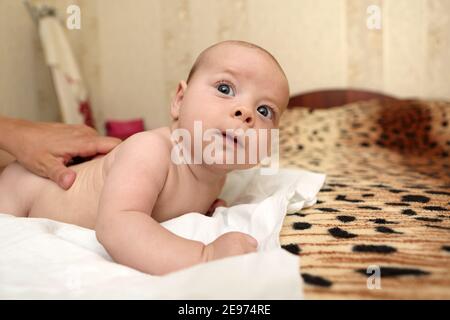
left=185, top=162, right=227, bottom=187
left=167, top=123, right=228, bottom=186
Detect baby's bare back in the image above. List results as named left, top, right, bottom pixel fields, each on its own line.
left=30, top=157, right=107, bottom=228
left=0, top=155, right=108, bottom=229
left=0, top=128, right=223, bottom=229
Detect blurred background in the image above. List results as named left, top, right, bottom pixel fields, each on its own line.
left=0, top=0, right=449, bottom=134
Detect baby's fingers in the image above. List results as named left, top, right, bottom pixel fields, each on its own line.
left=247, top=235, right=258, bottom=247
left=241, top=234, right=258, bottom=252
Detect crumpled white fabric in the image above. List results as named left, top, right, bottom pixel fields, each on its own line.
left=38, top=16, right=88, bottom=124
left=0, top=167, right=326, bottom=299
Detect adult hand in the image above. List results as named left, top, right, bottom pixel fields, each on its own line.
left=0, top=118, right=121, bottom=190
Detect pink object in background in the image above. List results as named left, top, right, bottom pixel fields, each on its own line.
left=105, top=118, right=145, bottom=141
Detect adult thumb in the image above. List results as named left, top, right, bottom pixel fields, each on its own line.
left=44, top=157, right=77, bottom=190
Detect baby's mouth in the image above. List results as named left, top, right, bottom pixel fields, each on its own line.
left=221, top=131, right=243, bottom=148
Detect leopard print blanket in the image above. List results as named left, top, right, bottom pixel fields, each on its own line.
left=278, top=99, right=450, bottom=299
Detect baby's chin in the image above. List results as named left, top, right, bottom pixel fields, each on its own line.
left=200, top=146, right=271, bottom=172
left=206, top=162, right=258, bottom=172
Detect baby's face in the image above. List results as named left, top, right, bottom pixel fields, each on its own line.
left=173, top=44, right=289, bottom=170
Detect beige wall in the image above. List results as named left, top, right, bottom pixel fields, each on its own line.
left=0, top=0, right=60, bottom=122
left=1, top=0, right=449, bottom=132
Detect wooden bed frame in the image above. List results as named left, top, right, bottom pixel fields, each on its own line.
left=288, top=89, right=399, bottom=109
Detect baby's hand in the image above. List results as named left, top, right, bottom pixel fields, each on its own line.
left=203, top=232, right=258, bottom=262
left=206, top=198, right=227, bottom=217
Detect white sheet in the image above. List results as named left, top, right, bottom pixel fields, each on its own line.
left=0, top=167, right=326, bottom=299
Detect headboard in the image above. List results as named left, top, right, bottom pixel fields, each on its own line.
left=288, top=89, right=400, bottom=109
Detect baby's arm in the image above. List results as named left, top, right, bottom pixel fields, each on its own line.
left=95, top=132, right=207, bottom=275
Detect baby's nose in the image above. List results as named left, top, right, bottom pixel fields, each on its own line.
left=232, top=106, right=254, bottom=126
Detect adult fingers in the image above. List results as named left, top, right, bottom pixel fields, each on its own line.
left=93, top=136, right=122, bottom=154
left=72, top=136, right=121, bottom=158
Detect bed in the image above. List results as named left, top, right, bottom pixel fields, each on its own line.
left=278, top=89, right=450, bottom=299
left=1, top=89, right=448, bottom=299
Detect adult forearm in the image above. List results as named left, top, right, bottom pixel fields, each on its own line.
left=96, top=211, right=207, bottom=276
left=0, top=116, right=24, bottom=154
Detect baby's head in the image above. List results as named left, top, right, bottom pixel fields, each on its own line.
left=170, top=40, right=290, bottom=170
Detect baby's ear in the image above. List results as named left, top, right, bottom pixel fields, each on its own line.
left=170, top=80, right=188, bottom=121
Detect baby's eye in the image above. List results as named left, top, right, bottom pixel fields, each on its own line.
left=217, top=83, right=235, bottom=96
left=257, top=105, right=273, bottom=119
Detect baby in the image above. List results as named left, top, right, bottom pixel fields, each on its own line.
left=0, top=40, right=290, bottom=275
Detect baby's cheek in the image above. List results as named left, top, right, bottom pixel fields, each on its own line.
left=258, top=133, right=275, bottom=157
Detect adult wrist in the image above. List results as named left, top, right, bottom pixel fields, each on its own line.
left=0, top=117, right=32, bottom=157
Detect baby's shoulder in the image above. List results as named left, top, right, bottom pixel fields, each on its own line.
left=119, top=128, right=172, bottom=157
left=104, top=128, right=173, bottom=175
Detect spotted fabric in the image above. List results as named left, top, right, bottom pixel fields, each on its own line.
left=278, top=99, right=450, bottom=299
